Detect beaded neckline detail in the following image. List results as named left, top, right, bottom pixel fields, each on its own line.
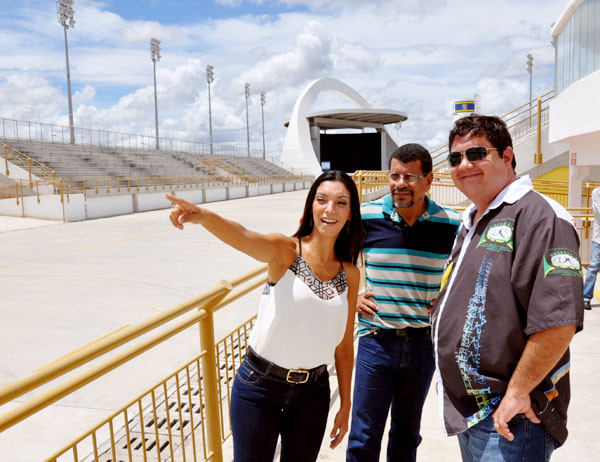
left=263, top=256, right=347, bottom=300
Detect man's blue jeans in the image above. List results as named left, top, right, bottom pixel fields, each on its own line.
left=346, top=332, right=435, bottom=462
left=229, top=355, right=331, bottom=462
left=584, top=241, right=600, bottom=300
left=457, top=413, right=555, bottom=461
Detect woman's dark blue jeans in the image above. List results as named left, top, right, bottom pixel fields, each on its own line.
left=230, top=354, right=331, bottom=462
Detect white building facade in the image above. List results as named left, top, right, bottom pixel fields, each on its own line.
left=549, top=0, right=600, bottom=206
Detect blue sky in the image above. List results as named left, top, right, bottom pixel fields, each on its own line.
left=106, top=0, right=307, bottom=22
left=0, top=0, right=567, bottom=159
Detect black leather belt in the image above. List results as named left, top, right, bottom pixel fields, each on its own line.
left=246, top=348, right=327, bottom=384
left=374, top=326, right=431, bottom=337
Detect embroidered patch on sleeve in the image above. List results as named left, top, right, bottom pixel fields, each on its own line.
left=543, top=248, right=582, bottom=278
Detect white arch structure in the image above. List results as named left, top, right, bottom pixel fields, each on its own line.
left=280, top=78, right=374, bottom=176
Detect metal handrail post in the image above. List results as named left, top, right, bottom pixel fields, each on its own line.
left=358, top=171, right=364, bottom=203
left=198, top=282, right=232, bottom=462
left=199, top=311, right=224, bottom=462
left=60, top=180, right=66, bottom=222
left=28, top=157, right=32, bottom=188
left=535, top=96, right=543, bottom=164
left=20, top=181, right=25, bottom=217
left=3, top=144, right=8, bottom=176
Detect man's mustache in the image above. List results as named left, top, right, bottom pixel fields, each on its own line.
left=393, top=187, right=413, bottom=195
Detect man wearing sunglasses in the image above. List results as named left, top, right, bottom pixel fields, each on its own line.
left=431, top=114, right=584, bottom=461
left=347, top=144, right=460, bottom=462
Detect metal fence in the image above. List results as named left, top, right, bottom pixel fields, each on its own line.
left=0, top=117, right=264, bottom=158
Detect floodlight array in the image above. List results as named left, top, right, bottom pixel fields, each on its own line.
left=206, top=65, right=215, bottom=84
left=57, top=0, right=76, bottom=28
left=150, top=38, right=161, bottom=62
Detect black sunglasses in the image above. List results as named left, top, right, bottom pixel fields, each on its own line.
left=447, top=146, right=498, bottom=167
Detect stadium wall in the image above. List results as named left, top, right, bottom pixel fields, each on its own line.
left=0, top=180, right=311, bottom=222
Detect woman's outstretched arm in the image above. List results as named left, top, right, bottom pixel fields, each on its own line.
left=166, top=194, right=296, bottom=265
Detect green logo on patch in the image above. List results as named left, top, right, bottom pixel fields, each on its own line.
left=543, top=248, right=582, bottom=278
left=477, top=218, right=514, bottom=252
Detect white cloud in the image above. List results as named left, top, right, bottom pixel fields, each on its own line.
left=215, top=0, right=244, bottom=6
left=73, top=85, right=96, bottom=107
left=275, top=0, right=447, bottom=15
left=477, top=78, right=528, bottom=116
left=0, top=74, right=64, bottom=122
left=232, top=20, right=333, bottom=91
left=332, top=39, right=383, bottom=72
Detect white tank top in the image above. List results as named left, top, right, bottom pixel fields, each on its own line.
left=248, top=243, right=349, bottom=370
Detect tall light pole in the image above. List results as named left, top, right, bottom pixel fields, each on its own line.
left=57, top=0, right=76, bottom=144
left=206, top=65, right=215, bottom=156
left=527, top=53, right=534, bottom=122
left=244, top=83, right=250, bottom=157
left=150, top=38, right=161, bottom=150
left=260, top=91, right=266, bottom=159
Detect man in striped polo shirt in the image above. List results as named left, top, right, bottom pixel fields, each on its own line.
left=347, top=144, right=460, bottom=462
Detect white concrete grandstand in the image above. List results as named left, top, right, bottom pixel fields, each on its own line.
left=0, top=119, right=310, bottom=221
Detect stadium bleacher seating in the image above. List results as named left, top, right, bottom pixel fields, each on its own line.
left=2, top=140, right=293, bottom=180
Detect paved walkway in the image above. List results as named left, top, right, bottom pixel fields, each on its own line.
left=1, top=191, right=598, bottom=461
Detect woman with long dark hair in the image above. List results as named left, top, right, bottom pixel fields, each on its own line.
left=166, top=170, right=362, bottom=461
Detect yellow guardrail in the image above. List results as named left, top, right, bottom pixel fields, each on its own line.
left=0, top=265, right=269, bottom=461
left=352, top=170, right=595, bottom=264
left=204, top=155, right=245, bottom=179
left=1, top=173, right=313, bottom=205
left=2, top=143, right=58, bottom=191
left=431, top=90, right=555, bottom=171
left=352, top=170, right=599, bottom=212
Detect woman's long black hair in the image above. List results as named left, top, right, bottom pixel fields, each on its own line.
left=293, top=170, right=363, bottom=265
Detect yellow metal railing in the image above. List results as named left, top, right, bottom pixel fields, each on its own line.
left=352, top=170, right=598, bottom=212
left=351, top=170, right=470, bottom=206
left=204, top=155, right=245, bottom=180
left=1, top=173, right=313, bottom=209
left=352, top=170, right=595, bottom=264
left=2, top=143, right=58, bottom=190
left=0, top=265, right=269, bottom=461
left=352, top=170, right=388, bottom=203
left=431, top=90, right=555, bottom=170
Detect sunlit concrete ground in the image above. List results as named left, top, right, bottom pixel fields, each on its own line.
left=0, top=190, right=598, bottom=461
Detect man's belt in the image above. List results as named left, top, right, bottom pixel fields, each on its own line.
left=374, top=326, right=431, bottom=337
left=246, top=348, right=327, bottom=384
